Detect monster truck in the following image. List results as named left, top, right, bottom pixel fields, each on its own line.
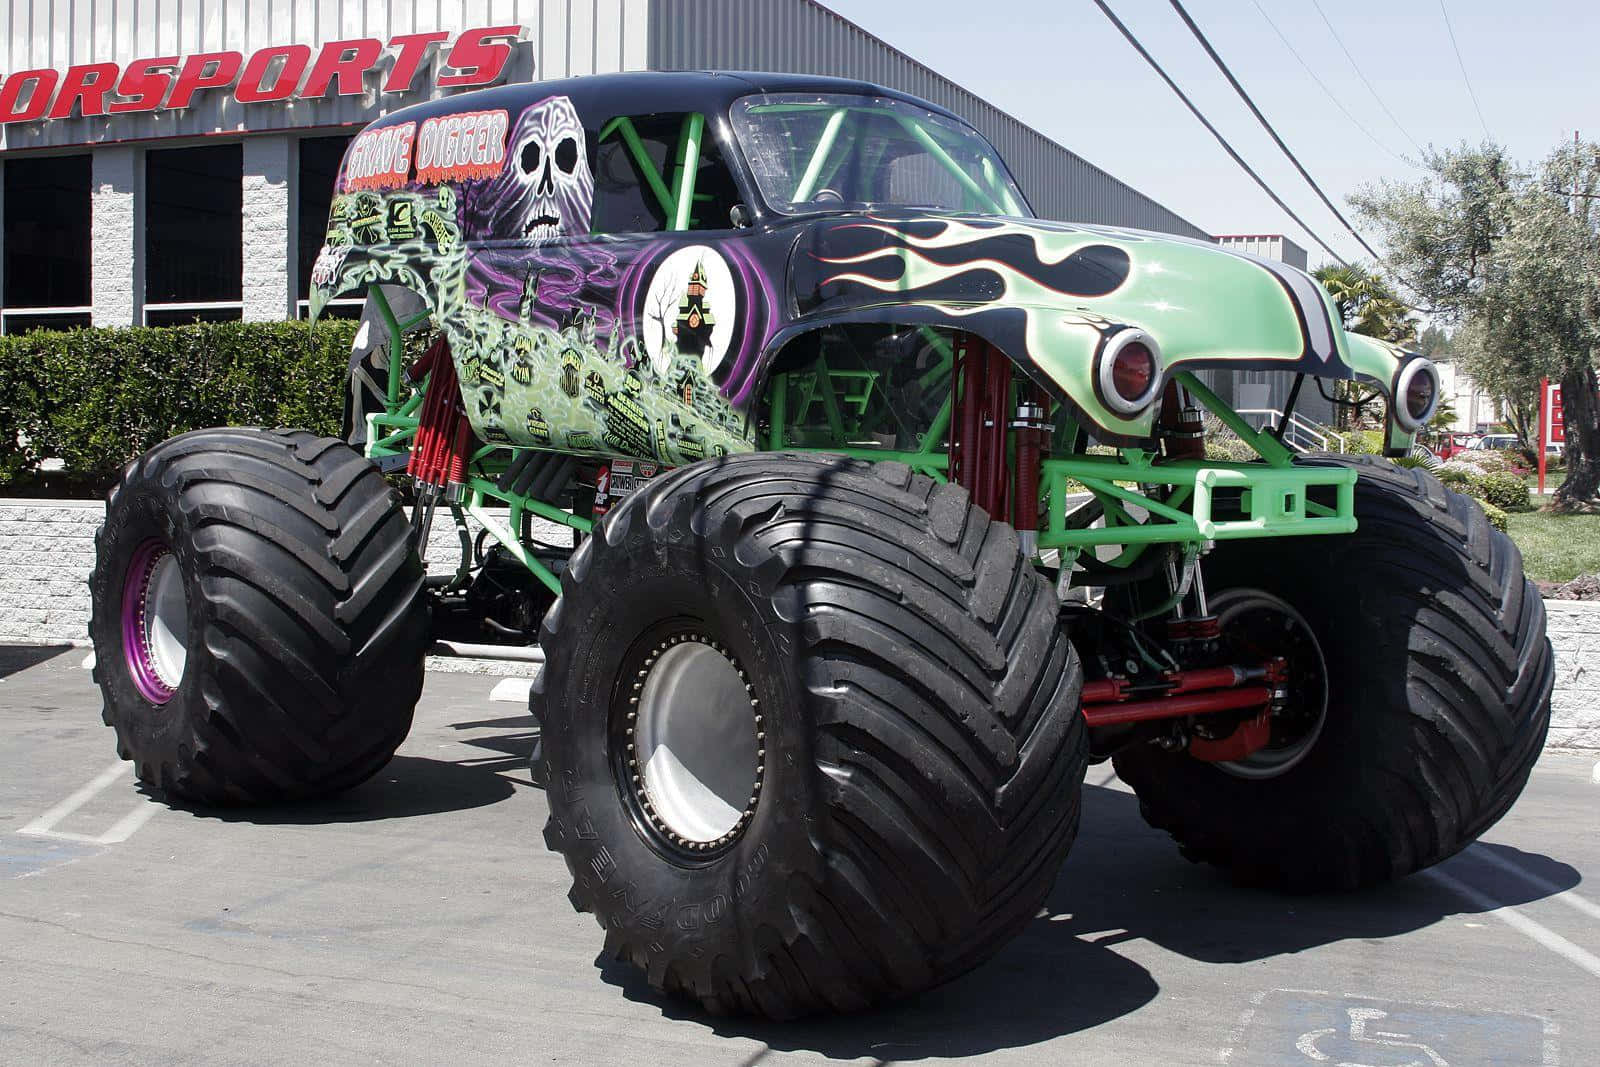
left=89, top=72, right=1552, bottom=1018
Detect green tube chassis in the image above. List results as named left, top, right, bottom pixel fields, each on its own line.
left=308, top=71, right=1435, bottom=593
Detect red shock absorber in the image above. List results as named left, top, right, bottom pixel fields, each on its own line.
left=1157, top=380, right=1206, bottom=461
left=406, top=336, right=469, bottom=490
left=1012, top=382, right=1048, bottom=532
left=950, top=333, right=1015, bottom=518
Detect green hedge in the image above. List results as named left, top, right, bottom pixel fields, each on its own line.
left=0, top=320, right=358, bottom=493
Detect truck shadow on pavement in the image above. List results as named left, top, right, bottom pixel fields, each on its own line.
left=598, top=779, right=1582, bottom=1061
left=0, top=642, right=75, bottom=679
left=148, top=754, right=519, bottom=824
left=153, top=713, right=539, bottom=824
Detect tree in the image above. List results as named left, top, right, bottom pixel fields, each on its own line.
left=1417, top=324, right=1455, bottom=361
left=1311, top=262, right=1419, bottom=343
left=1352, top=139, right=1600, bottom=506
left=1311, top=263, right=1418, bottom=428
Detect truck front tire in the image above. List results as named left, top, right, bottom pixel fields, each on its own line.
left=89, top=428, right=429, bottom=805
left=1114, top=456, right=1553, bottom=891
left=535, top=453, right=1086, bottom=1018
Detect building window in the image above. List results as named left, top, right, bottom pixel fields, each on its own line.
left=297, top=134, right=357, bottom=318
left=2, top=153, right=91, bottom=334
left=145, top=144, right=243, bottom=324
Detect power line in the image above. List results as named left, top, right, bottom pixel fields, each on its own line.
left=1167, top=0, right=1381, bottom=261
left=1308, top=0, right=1425, bottom=156
left=1248, top=0, right=1413, bottom=167
left=1438, top=0, right=1492, bottom=140
left=1090, top=0, right=1350, bottom=266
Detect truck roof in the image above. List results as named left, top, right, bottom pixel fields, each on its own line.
left=359, top=69, right=964, bottom=135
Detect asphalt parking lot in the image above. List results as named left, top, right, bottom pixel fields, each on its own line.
left=3, top=643, right=1597, bottom=1065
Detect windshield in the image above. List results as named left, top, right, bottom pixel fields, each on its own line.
left=731, top=93, right=1029, bottom=217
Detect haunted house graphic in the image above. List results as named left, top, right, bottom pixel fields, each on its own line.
left=672, top=261, right=716, bottom=356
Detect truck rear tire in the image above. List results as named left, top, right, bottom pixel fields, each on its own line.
left=1113, top=456, right=1553, bottom=891
left=89, top=428, right=429, bottom=805
left=535, top=453, right=1086, bottom=1018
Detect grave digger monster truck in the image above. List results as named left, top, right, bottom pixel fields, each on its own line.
left=89, top=72, right=1553, bottom=1019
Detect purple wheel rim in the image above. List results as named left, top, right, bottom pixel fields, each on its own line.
left=121, top=539, right=185, bottom=704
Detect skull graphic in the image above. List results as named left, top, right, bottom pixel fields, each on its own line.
left=474, top=95, right=593, bottom=244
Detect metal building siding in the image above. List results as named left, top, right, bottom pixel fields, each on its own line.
left=0, top=0, right=651, bottom=152
left=647, top=0, right=1207, bottom=237
left=1216, top=234, right=1309, bottom=271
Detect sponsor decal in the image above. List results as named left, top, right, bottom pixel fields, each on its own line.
left=342, top=122, right=416, bottom=192
left=414, top=109, right=509, bottom=185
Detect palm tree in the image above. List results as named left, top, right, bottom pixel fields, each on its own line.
left=1312, top=263, right=1420, bottom=426
left=1312, top=263, right=1376, bottom=325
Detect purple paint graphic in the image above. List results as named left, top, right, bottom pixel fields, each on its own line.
left=614, top=239, right=780, bottom=407
left=121, top=539, right=176, bottom=705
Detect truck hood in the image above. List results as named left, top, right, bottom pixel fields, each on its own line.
left=787, top=211, right=1374, bottom=437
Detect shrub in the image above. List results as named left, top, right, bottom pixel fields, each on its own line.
left=0, top=320, right=358, bottom=494
left=1457, top=448, right=1520, bottom=474
left=1477, top=471, right=1533, bottom=512
left=1204, top=437, right=1259, bottom=463
left=1336, top=429, right=1387, bottom=456
left=1478, top=500, right=1509, bottom=532
left=1435, top=464, right=1484, bottom=493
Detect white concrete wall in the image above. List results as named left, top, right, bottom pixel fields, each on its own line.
left=90, top=145, right=141, bottom=327
left=0, top=496, right=563, bottom=639
left=3, top=496, right=1594, bottom=749
left=1547, top=602, right=1600, bottom=750
left=242, top=134, right=295, bottom=321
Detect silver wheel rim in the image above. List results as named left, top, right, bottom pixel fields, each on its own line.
left=142, top=552, right=189, bottom=692
left=1214, top=590, right=1328, bottom=780
left=628, top=635, right=763, bottom=850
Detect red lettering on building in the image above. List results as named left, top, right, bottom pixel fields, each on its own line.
left=385, top=31, right=451, bottom=93
left=0, top=26, right=523, bottom=125
left=302, top=38, right=384, bottom=99
left=166, top=51, right=244, bottom=110
left=437, top=26, right=519, bottom=87
left=47, top=63, right=120, bottom=119
left=108, top=57, right=177, bottom=114
left=235, top=44, right=312, bottom=103
left=0, top=69, right=58, bottom=122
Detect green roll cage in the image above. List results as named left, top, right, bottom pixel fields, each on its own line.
left=355, top=104, right=1358, bottom=601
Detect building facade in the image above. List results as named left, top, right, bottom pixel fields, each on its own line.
left=0, top=0, right=1210, bottom=334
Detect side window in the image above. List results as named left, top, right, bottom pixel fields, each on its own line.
left=590, top=112, right=741, bottom=235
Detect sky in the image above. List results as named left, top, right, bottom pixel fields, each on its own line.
left=824, top=0, right=1600, bottom=269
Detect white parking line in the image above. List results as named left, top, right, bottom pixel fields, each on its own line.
left=17, top=761, right=127, bottom=836
left=1470, top=843, right=1600, bottom=923
left=489, top=677, right=533, bottom=703
left=16, top=759, right=161, bottom=846
left=96, top=799, right=162, bottom=844
left=1429, top=867, right=1600, bottom=980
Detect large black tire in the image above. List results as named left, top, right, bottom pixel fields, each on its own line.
left=535, top=453, right=1086, bottom=1019
left=1114, top=456, right=1553, bottom=891
left=89, top=427, right=429, bottom=805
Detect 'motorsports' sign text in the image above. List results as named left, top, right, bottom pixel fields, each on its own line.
left=0, top=26, right=521, bottom=125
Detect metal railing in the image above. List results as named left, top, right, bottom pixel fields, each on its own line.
left=1236, top=408, right=1347, bottom=454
